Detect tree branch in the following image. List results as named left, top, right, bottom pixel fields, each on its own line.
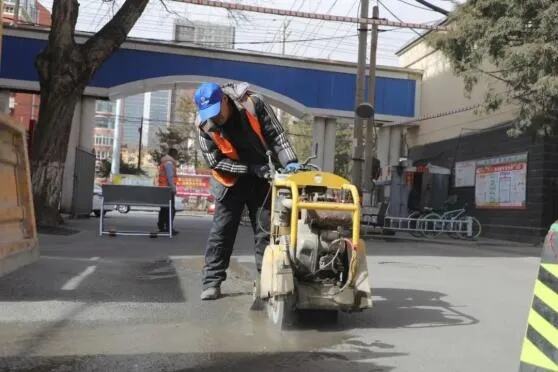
left=48, top=0, right=80, bottom=51
left=82, top=0, right=150, bottom=71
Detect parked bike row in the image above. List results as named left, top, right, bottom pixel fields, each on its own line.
left=361, top=202, right=482, bottom=241
left=405, top=208, right=482, bottom=240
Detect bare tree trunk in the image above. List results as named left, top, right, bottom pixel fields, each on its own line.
left=31, top=82, right=83, bottom=226
left=31, top=0, right=149, bottom=227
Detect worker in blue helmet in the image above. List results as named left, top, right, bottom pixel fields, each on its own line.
left=194, top=81, right=301, bottom=300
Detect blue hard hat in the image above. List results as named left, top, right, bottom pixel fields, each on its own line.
left=194, top=82, right=224, bottom=122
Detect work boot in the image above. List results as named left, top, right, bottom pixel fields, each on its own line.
left=201, top=286, right=221, bottom=300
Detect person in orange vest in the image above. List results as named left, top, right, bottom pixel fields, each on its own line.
left=194, top=82, right=301, bottom=300
left=157, top=148, right=179, bottom=235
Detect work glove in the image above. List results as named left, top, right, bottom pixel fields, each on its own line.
left=285, top=162, right=302, bottom=173
left=248, top=164, right=271, bottom=179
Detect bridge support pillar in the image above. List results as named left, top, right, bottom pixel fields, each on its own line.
left=0, top=90, right=11, bottom=113
left=60, top=96, right=97, bottom=213
left=312, top=117, right=336, bottom=172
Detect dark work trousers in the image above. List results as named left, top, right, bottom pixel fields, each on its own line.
left=202, top=175, right=271, bottom=290
left=158, top=195, right=176, bottom=231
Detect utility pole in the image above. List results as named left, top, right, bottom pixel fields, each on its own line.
left=281, top=20, right=291, bottom=55
left=351, top=0, right=369, bottom=189
left=137, top=117, right=144, bottom=170
left=110, top=99, right=123, bottom=177
left=13, top=0, right=19, bottom=23
left=362, top=5, right=379, bottom=206
left=278, top=20, right=291, bottom=124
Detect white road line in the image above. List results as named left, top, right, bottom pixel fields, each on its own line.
left=168, top=255, right=204, bottom=259
left=234, top=256, right=256, bottom=263
left=61, top=266, right=97, bottom=291
left=90, top=257, right=100, bottom=261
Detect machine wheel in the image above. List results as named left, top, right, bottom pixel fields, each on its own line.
left=117, top=205, right=130, bottom=214
left=267, top=295, right=295, bottom=329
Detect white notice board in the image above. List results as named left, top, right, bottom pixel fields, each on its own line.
left=454, top=161, right=476, bottom=187
left=474, top=153, right=527, bottom=209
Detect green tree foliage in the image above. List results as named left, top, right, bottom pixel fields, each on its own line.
left=334, top=121, right=353, bottom=179
left=149, top=124, right=191, bottom=165
left=430, top=1, right=558, bottom=136
left=96, top=157, right=146, bottom=178
left=150, top=95, right=197, bottom=165
left=285, top=118, right=313, bottom=161
left=284, top=114, right=353, bottom=179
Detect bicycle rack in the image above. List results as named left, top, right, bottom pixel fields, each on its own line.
left=362, top=216, right=474, bottom=238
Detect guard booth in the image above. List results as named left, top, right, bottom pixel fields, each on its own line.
left=0, top=114, right=38, bottom=277
left=375, top=163, right=450, bottom=218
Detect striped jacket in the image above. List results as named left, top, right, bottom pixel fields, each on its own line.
left=197, top=83, right=298, bottom=177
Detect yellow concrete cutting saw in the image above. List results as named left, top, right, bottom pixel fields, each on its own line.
left=255, top=155, right=372, bottom=328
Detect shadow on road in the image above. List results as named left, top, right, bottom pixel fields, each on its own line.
left=290, top=287, right=478, bottom=332
left=0, top=350, right=403, bottom=372
left=366, top=287, right=479, bottom=329
left=0, top=256, right=186, bottom=303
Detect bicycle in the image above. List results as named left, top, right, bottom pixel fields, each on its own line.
left=407, top=208, right=438, bottom=238
left=422, top=203, right=482, bottom=240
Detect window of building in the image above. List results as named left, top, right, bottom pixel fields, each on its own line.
left=175, top=24, right=195, bottom=43
left=95, top=115, right=115, bottom=129
left=122, top=94, right=144, bottom=145
left=96, top=100, right=115, bottom=114
left=94, top=135, right=114, bottom=146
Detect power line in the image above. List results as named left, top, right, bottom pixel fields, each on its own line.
left=391, top=0, right=432, bottom=11
left=175, top=27, right=400, bottom=46
left=191, top=32, right=361, bottom=45
left=68, top=0, right=417, bottom=66
left=265, top=0, right=304, bottom=53
left=319, top=0, right=358, bottom=59
left=377, top=0, right=422, bottom=37
left=384, top=104, right=481, bottom=127
left=413, top=0, right=449, bottom=15
left=76, top=4, right=414, bottom=50
left=172, top=0, right=449, bottom=31
left=293, top=0, right=331, bottom=55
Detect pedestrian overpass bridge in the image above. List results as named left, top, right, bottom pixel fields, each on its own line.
left=1, top=25, right=421, bottom=174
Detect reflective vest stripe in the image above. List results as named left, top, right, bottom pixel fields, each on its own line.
left=210, top=103, right=267, bottom=187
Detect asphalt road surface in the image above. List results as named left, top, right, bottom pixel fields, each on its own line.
left=0, top=212, right=542, bottom=371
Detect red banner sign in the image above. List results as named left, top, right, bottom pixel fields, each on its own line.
left=176, top=174, right=211, bottom=197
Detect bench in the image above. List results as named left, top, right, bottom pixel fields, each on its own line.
left=100, top=185, right=174, bottom=238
